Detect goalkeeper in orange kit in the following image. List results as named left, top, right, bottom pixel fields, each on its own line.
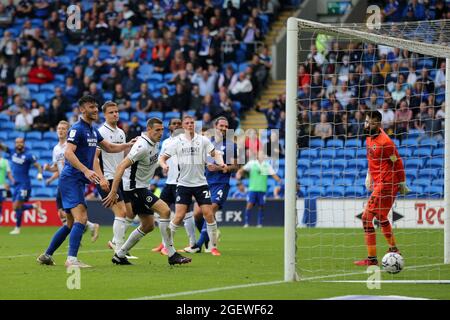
left=354, top=111, right=410, bottom=266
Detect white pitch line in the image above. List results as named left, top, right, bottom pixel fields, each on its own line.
left=322, top=280, right=450, bottom=284
left=131, top=263, right=450, bottom=300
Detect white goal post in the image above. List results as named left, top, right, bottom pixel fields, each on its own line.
left=285, top=17, right=450, bottom=282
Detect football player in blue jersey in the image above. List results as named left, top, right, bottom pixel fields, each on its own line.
left=37, top=95, right=135, bottom=268
left=1, top=138, right=47, bottom=235
left=185, top=117, right=239, bottom=255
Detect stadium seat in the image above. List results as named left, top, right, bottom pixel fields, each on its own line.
left=34, top=93, right=47, bottom=105
left=8, top=131, right=25, bottom=140
left=404, top=159, right=424, bottom=170
left=40, top=83, right=56, bottom=93
left=119, top=113, right=130, bottom=122
left=412, top=178, right=431, bottom=188
left=344, top=139, right=362, bottom=148
left=309, top=138, right=325, bottom=149
left=325, top=186, right=345, bottom=197
left=336, top=149, right=355, bottom=159
left=413, top=147, right=432, bottom=158
left=432, top=147, right=444, bottom=157
left=424, top=186, right=443, bottom=198
left=402, top=137, right=418, bottom=146
left=334, top=178, right=354, bottom=187
left=342, top=170, right=359, bottom=180
left=405, top=185, right=423, bottom=198
left=320, top=177, right=334, bottom=186
left=311, top=159, right=330, bottom=169
left=299, top=177, right=315, bottom=187
left=354, top=178, right=366, bottom=187
left=356, top=149, right=367, bottom=159
left=148, top=112, right=164, bottom=119
left=305, top=186, right=325, bottom=198
left=330, top=159, right=347, bottom=170
left=344, top=186, right=365, bottom=197
left=405, top=172, right=418, bottom=182
left=418, top=138, right=439, bottom=148
left=299, top=149, right=318, bottom=158
left=164, top=111, right=181, bottom=120
left=319, top=149, right=337, bottom=159
left=326, top=139, right=344, bottom=148
left=30, top=141, right=51, bottom=150
left=31, top=179, right=44, bottom=188
left=425, top=158, right=443, bottom=169
left=434, top=179, right=444, bottom=187
left=25, top=131, right=42, bottom=141
left=148, top=73, right=163, bottom=82
left=397, top=147, right=413, bottom=158
left=297, top=159, right=310, bottom=170
left=32, top=188, right=54, bottom=198
left=417, top=168, right=439, bottom=180
left=43, top=131, right=58, bottom=141
left=131, top=112, right=146, bottom=122
left=321, top=171, right=342, bottom=180
left=304, top=168, right=322, bottom=179
left=0, top=131, right=7, bottom=140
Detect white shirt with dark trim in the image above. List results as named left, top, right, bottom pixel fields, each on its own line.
left=52, top=141, right=67, bottom=174
left=98, top=123, right=126, bottom=180
left=159, top=135, right=179, bottom=185
left=163, top=133, right=215, bottom=187
left=123, top=133, right=160, bottom=191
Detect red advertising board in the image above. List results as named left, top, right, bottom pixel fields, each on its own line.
left=0, top=200, right=62, bottom=226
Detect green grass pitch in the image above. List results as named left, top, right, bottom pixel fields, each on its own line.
left=1, top=226, right=449, bottom=300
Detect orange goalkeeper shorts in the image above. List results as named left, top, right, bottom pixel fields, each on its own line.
left=364, top=185, right=399, bottom=220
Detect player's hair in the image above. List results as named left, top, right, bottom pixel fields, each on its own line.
left=57, top=120, right=70, bottom=128
left=182, top=115, right=195, bottom=123
left=365, top=110, right=383, bottom=122
left=101, top=101, right=118, bottom=113
left=169, top=118, right=181, bottom=125
left=78, top=95, right=98, bottom=107
left=147, top=117, right=163, bottom=128
left=214, top=116, right=228, bottom=126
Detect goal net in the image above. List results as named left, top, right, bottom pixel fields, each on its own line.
left=285, top=18, right=450, bottom=283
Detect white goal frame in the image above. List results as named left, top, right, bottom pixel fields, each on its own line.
left=285, top=17, right=450, bottom=282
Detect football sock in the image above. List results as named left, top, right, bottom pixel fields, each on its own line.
left=206, top=221, right=218, bottom=248
left=85, top=221, right=95, bottom=232
left=257, top=208, right=264, bottom=225
left=183, top=211, right=196, bottom=246
left=380, top=219, right=396, bottom=248
left=195, top=216, right=204, bottom=232
left=159, top=219, right=176, bottom=257
left=118, top=227, right=145, bottom=258
left=244, top=208, right=251, bottom=225
left=15, top=208, right=23, bottom=228
left=112, top=217, right=127, bottom=251
left=196, top=220, right=209, bottom=248
left=46, top=224, right=71, bottom=256
left=363, top=223, right=377, bottom=258
left=68, top=222, right=85, bottom=258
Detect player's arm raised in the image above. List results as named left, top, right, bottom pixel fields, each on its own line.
left=93, top=148, right=109, bottom=192
left=65, top=143, right=100, bottom=184
left=102, top=157, right=132, bottom=208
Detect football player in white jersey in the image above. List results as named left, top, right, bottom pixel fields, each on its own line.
left=152, top=118, right=198, bottom=255
left=160, top=116, right=226, bottom=256
left=103, top=118, right=191, bottom=265
left=44, top=120, right=100, bottom=242
left=92, top=102, right=137, bottom=258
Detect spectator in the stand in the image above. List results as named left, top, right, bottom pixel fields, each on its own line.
left=417, top=68, right=435, bottom=95
left=242, top=16, right=261, bottom=59
left=391, top=82, right=406, bottom=104
left=435, top=61, right=446, bottom=89
left=378, top=102, right=395, bottom=135
left=135, top=83, right=154, bottom=113
left=74, top=48, right=89, bottom=68
left=218, top=64, right=238, bottom=92
left=424, top=107, right=443, bottom=141
left=230, top=72, right=253, bottom=111
left=45, top=29, right=64, bottom=56
left=15, top=106, right=33, bottom=132
left=117, top=39, right=134, bottom=61
left=394, top=100, right=412, bottom=141
left=382, top=0, right=401, bottom=22
left=13, top=77, right=30, bottom=101
left=170, top=83, right=190, bottom=112
left=189, top=84, right=203, bottom=114
left=49, top=87, right=69, bottom=112
left=28, top=57, right=54, bottom=84
left=336, top=81, right=353, bottom=109
left=216, top=90, right=234, bottom=118
left=88, top=82, right=105, bottom=106
left=334, top=112, right=352, bottom=141
left=47, top=98, right=66, bottom=130
left=113, top=83, right=131, bottom=114
left=298, top=64, right=310, bottom=89
left=64, top=76, right=79, bottom=105
left=32, top=105, right=50, bottom=132
left=192, top=68, right=218, bottom=97
left=309, top=101, right=321, bottom=125
left=232, top=182, right=247, bottom=199
left=170, top=50, right=186, bottom=73
left=314, top=112, right=332, bottom=141
left=414, top=102, right=429, bottom=132
left=14, top=57, right=31, bottom=83
left=122, top=67, right=141, bottom=94
left=351, top=110, right=365, bottom=138
left=403, top=0, right=426, bottom=21
left=128, top=115, right=143, bottom=140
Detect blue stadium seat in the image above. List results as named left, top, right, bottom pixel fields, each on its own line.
left=417, top=168, right=439, bottom=180
left=320, top=177, right=334, bottom=186
left=130, top=92, right=140, bottom=101
left=305, top=186, right=325, bottom=198
left=405, top=172, right=418, bottom=183
left=426, top=158, right=443, bottom=169
left=344, top=186, right=365, bottom=197
left=330, top=159, right=347, bottom=170
left=413, top=147, right=432, bottom=158
left=334, top=178, right=354, bottom=187
left=434, top=179, right=444, bottom=187
left=402, top=137, right=418, bottom=146
left=30, top=141, right=51, bottom=150
left=432, top=148, right=444, bottom=157
left=164, top=111, right=181, bottom=120
left=304, top=168, right=322, bottom=179
left=148, top=112, right=164, bottom=119
left=0, top=131, right=8, bottom=140
left=103, top=92, right=113, bottom=101
left=412, top=178, right=431, bottom=188
left=32, top=187, right=54, bottom=198
left=320, top=149, right=337, bottom=159
left=344, top=139, right=362, bottom=148
left=40, top=150, right=53, bottom=160
left=418, top=138, right=438, bottom=148
left=325, top=186, right=345, bottom=197
left=321, top=171, right=342, bottom=180
left=40, top=83, right=55, bottom=93
left=297, top=159, right=310, bottom=170
left=311, top=159, right=330, bottom=169
left=424, top=186, right=443, bottom=198
left=119, top=113, right=130, bottom=122
left=131, top=112, right=146, bottom=122
left=405, top=185, right=423, bottom=198
left=31, top=179, right=44, bottom=188
left=336, top=149, right=355, bottom=158
left=43, top=131, right=58, bottom=141
left=342, top=170, right=359, bottom=180
left=34, top=93, right=47, bottom=105
left=326, top=139, right=344, bottom=148
left=299, top=177, right=315, bottom=187
left=354, top=178, right=366, bottom=187
left=299, top=149, right=318, bottom=158
left=309, top=138, right=325, bottom=148
left=356, top=149, right=367, bottom=159
left=347, top=159, right=367, bottom=171
left=397, top=147, right=413, bottom=158
left=27, top=84, right=39, bottom=93
left=8, top=131, right=25, bottom=140
left=25, top=131, right=42, bottom=141
left=404, top=159, right=424, bottom=170
left=148, top=73, right=163, bottom=82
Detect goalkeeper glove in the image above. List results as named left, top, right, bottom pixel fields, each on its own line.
left=399, top=182, right=410, bottom=195
left=365, top=172, right=373, bottom=191
left=37, top=172, right=43, bottom=180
